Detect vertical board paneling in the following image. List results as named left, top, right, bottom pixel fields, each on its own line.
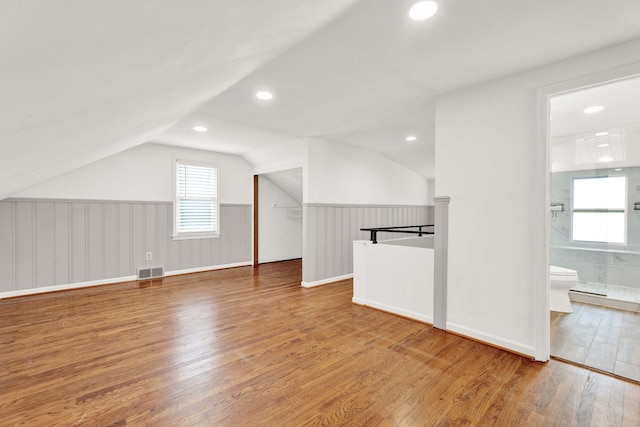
left=145, top=204, right=156, bottom=267
left=245, top=205, right=252, bottom=261
left=235, top=205, right=247, bottom=262
left=118, top=204, right=131, bottom=276
left=319, top=206, right=328, bottom=279
left=335, top=208, right=344, bottom=275
left=35, top=202, right=54, bottom=287
left=168, top=240, right=180, bottom=272
left=0, top=202, right=14, bottom=292
left=103, top=203, right=119, bottom=279
left=342, top=207, right=351, bottom=275
left=219, top=205, right=230, bottom=265
left=131, top=203, right=145, bottom=272
left=179, top=240, right=191, bottom=269
left=1, top=201, right=252, bottom=293
left=301, top=205, right=309, bottom=280
left=87, top=203, right=103, bottom=281
left=303, top=204, right=430, bottom=283
left=157, top=204, right=169, bottom=269
left=188, top=238, right=198, bottom=268
left=15, top=202, right=34, bottom=290
left=326, top=206, right=335, bottom=278
left=54, top=203, right=70, bottom=285
left=231, top=205, right=242, bottom=262
left=218, top=222, right=228, bottom=266
left=237, top=206, right=246, bottom=262
left=233, top=205, right=241, bottom=261
left=210, top=227, right=221, bottom=268
left=304, top=206, right=316, bottom=281
left=70, top=203, right=86, bottom=283
left=200, top=236, right=211, bottom=267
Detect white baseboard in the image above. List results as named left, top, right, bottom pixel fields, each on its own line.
left=352, top=298, right=433, bottom=324
left=446, top=322, right=535, bottom=359
left=165, top=261, right=252, bottom=276
left=301, top=273, right=353, bottom=288
left=0, top=275, right=137, bottom=299
left=0, top=261, right=253, bottom=300
left=352, top=297, right=367, bottom=305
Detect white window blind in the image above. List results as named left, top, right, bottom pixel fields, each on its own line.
left=572, top=176, right=626, bottom=243
left=175, top=161, right=218, bottom=237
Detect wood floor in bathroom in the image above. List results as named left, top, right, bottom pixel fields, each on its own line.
left=551, top=301, right=640, bottom=383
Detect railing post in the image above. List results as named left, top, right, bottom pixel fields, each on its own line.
left=433, top=196, right=450, bottom=330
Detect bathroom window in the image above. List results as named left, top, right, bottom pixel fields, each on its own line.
left=173, top=159, right=219, bottom=239
left=572, top=176, right=626, bottom=244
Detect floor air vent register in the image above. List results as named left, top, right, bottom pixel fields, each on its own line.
left=137, top=266, right=164, bottom=280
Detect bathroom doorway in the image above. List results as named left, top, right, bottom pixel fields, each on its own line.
left=548, top=75, right=640, bottom=382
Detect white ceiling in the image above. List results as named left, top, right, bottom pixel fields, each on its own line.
left=551, top=76, right=640, bottom=172
left=4, top=0, right=640, bottom=199
left=264, top=168, right=303, bottom=205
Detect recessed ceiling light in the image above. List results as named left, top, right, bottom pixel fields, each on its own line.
left=256, top=91, right=273, bottom=100
left=595, top=131, right=609, bottom=136
left=598, top=143, right=610, bottom=147
left=409, top=1, right=438, bottom=21
left=614, top=168, right=622, bottom=171
left=598, top=156, right=613, bottom=162
left=193, top=126, right=207, bottom=132
left=405, top=136, right=417, bottom=142
left=583, top=105, right=604, bottom=114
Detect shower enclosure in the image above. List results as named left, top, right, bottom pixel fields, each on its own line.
left=550, top=125, right=640, bottom=311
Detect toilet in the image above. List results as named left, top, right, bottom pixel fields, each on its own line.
left=550, top=265, right=579, bottom=313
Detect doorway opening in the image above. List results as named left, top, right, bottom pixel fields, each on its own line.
left=253, top=168, right=303, bottom=266
left=548, top=75, right=640, bottom=382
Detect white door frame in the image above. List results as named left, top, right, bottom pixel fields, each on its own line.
left=534, top=63, right=640, bottom=361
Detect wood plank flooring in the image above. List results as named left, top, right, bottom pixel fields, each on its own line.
left=551, top=301, right=640, bottom=383
left=2, top=260, right=639, bottom=426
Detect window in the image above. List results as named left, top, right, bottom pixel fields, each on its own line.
left=572, top=176, right=626, bottom=243
left=174, top=160, right=218, bottom=239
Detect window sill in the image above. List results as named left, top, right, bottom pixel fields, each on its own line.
left=172, top=232, right=221, bottom=241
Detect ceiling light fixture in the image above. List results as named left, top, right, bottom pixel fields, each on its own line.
left=583, top=105, right=604, bottom=114
left=256, top=91, right=273, bottom=100
left=614, top=168, right=622, bottom=171
left=409, top=1, right=438, bottom=21
left=595, top=131, right=609, bottom=136
left=598, top=156, right=613, bottom=162
left=193, top=126, right=208, bottom=132
left=598, top=143, right=610, bottom=147
left=405, top=136, right=417, bottom=142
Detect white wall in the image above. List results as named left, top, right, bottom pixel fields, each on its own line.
left=305, top=138, right=429, bottom=205
left=427, top=179, right=435, bottom=205
left=258, top=176, right=302, bottom=263
left=243, top=140, right=305, bottom=175
left=353, top=237, right=434, bottom=323
left=435, top=38, right=640, bottom=357
left=13, top=143, right=253, bottom=204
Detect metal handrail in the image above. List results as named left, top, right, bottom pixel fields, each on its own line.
left=360, top=224, right=434, bottom=244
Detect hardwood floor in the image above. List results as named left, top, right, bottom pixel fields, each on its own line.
left=551, top=301, right=640, bottom=383
left=2, top=260, right=639, bottom=426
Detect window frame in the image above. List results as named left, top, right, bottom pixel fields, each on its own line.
left=172, top=158, right=220, bottom=240
left=571, top=175, right=627, bottom=244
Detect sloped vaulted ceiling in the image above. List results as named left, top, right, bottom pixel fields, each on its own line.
left=3, top=0, right=640, bottom=200
left=0, top=0, right=360, bottom=199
